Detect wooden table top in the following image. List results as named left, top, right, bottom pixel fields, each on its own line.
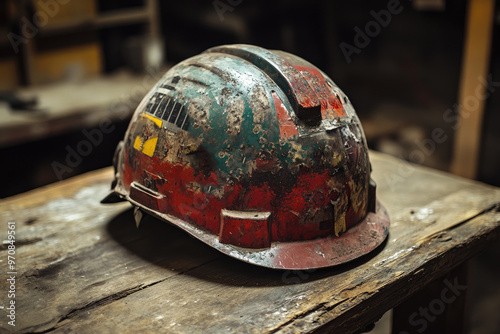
left=1, top=151, right=499, bottom=333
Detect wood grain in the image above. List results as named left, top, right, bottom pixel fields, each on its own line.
left=0, top=151, right=499, bottom=333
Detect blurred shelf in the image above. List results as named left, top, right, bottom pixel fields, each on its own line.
left=0, top=69, right=166, bottom=148
left=5, top=0, right=160, bottom=86
left=39, top=8, right=152, bottom=36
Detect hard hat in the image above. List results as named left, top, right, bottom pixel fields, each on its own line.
left=102, top=44, right=390, bottom=270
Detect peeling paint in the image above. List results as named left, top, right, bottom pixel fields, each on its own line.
left=103, top=44, right=390, bottom=269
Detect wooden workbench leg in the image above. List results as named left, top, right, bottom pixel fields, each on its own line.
left=391, top=263, right=468, bottom=334
left=450, top=0, right=495, bottom=179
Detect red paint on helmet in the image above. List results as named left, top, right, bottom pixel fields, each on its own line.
left=293, top=64, right=347, bottom=118
left=272, top=91, right=299, bottom=138
left=273, top=170, right=337, bottom=241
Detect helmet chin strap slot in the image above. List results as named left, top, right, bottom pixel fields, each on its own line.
left=219, top=209, right=271, bottom=249
left=368, top=179, right=377, bottom=213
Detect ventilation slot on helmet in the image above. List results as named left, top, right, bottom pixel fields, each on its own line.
left=145, top=92, right=190, bottom=131
left=207, top=45, right=322, bottom=126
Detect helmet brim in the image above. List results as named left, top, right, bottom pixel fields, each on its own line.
left=129, top=196, right=390, bottom=270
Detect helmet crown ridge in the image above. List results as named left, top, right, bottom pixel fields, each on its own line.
left=102, top=44, right=390, bottom=270
left=206, top=45, right=322, bottom=125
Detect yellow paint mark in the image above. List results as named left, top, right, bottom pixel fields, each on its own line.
left=142, top=137, right=158, bottom=157
left=143, top=113, right=162, bottom=127
left=334, top=212, right=346, bottom=237
left=333, top=196, right=347, bottom=237
left=183, top=144, right=199, bottom=155
left=133, top=136, right=143, bottom=151
left=348, top=179, right=363, bottom=213
left=333, top=153, right=342, bottom=167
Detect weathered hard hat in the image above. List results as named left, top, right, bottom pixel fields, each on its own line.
left=102, top=44, right=389, bottom=270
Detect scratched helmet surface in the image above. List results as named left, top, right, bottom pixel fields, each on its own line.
left=102, top=44, right=390, bottom=270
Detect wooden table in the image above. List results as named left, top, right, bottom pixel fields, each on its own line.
left=1, top=151, right=499, bottom=333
